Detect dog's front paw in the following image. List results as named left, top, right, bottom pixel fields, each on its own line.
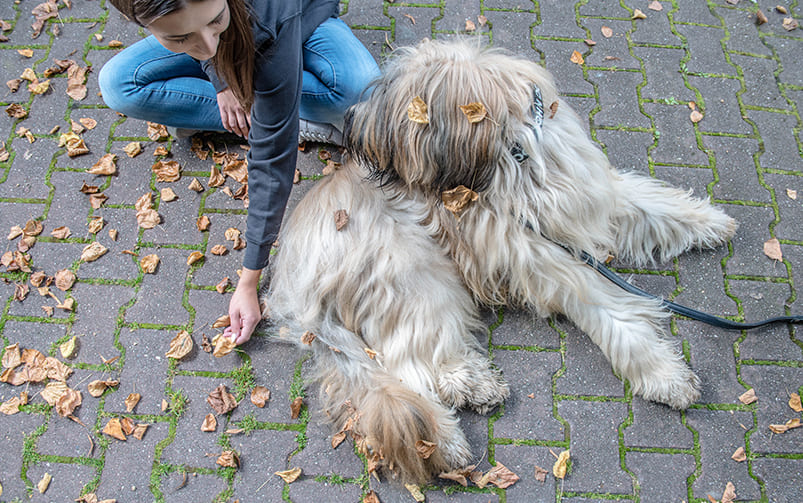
left=438, top=359, right=510, bottom=414
left=633, top=364, right=701, bottom=410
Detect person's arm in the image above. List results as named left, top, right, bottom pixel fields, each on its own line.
left=226, top=16, right=303, bottom=345
left=200, top=59, right=250, bottom=137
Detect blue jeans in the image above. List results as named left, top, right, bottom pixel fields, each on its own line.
left=98, top=17, right=379, bottom=131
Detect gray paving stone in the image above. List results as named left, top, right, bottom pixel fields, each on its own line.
left=672, top=2, right=721, bottom=26
left=765, top=173, right=803, bottom=243
left=643, top=102, right=709, bottom=166
left=635, top=46, right=695, bottom=103
left=690, top=76, right=753, bottom=135
left=748, top=110, right=803, bottom=174
left=717, top=5, right=773, bottom=57
left=723, top=204, right=785, bottom=279
left=686, top=408, right=761, bottom=501
left=556, top=326, right=624, bottom=399
left=578, top=1, right=630, bottom=18
left=483, top=10, right=538, bottom=53
left=731, top=54, right=790, bottom=110
left=26, top=462, right=99, bottom=502
left=676, top=247, right=737, bottom=313
left=491, top=308, right=560, bottom=349
left=558, top=400, right=631, bottom=495
left=739, top=364, right=803, bottom=455
left=591, top=70, right=651, bottom=129
left=536, top=40, right=595, bottom=96
left=752, top=457, right=803, bottom=503
left=532, top=0, right=586, bottom=40
left=35, top=369, right=100, bottom=459
left=625, top=451, right=695, bottom=503
left=680, top=320, right=745, bottom=405
left=286, top=478, right=364, bottom=503
left=228, top=428, right=299, bottom=502
left=630, top=3, right=679, bottom=46
left=1, top=319, right=68, bottom=355
left=492, top=349, right=564, bottom=441
left=111, top=328, right=172, bottom=415
left=0, top=137, right=53, bottom=200
left=675, top=24, right=736, bottom=76
left=624, top=399, right=693, bottom=450
left=157, top=471, right=228, bottom=503
left=493, top=444, right=559, bottom=502
left=0, top=410, right=47, bottom=501
left=595, top=129, right=653, bottom=173
left=100, top=421, right=168, bottom=503
left=703, top=135, right=770, bottom=203
left=124, top=247, right=190, bottom=327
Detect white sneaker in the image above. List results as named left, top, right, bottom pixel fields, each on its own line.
left=167, top=126, right=202, bottom=139
left=298, top=119, right=343, bottom=146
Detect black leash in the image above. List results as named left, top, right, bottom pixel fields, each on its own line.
left=576, top=249, right=803, bottom=330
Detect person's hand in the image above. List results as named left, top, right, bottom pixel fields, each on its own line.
left=224, top=268, right=261, bottom=345
left=217, top=87, right=250, bottom=138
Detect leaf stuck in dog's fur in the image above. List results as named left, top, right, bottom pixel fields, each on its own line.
left=459, top=102, right=487, bottom=123
left=334, top=209, right=349, bottom=231
left=407, top=96, right=429, bottom=124
left=549, top=101, right=559, bottom=119
left=763, top=238, right=782, bottom=262
left=442, top=185, right=479, bottom=217
left=414, top=439, right=437, bottom=459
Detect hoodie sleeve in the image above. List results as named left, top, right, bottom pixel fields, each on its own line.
left=200, top=59, right=229, bottom=94
left=241, top=15, right=303, bottom=270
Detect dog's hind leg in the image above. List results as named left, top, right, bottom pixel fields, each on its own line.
left=612, top=171, right=737, bottom=264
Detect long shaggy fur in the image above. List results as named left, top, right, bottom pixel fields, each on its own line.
left=265, top=39, right=737, bottom=484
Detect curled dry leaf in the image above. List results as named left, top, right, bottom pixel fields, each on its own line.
left=553, top=450, right=570, bottom=479
left=248, top=386, right=271, bottom=409
left=132, top=423, right=149, bottom=440
left=23, top=219, right=43, bottom=236
left=187, top=251, right=204, bottom=266
left=763, top=238, right=782, bottom=262
left=364, top=490, right=380, bottom=503
left=290, top=396, right=304, bottom=419
left=209, top=164, right=225, bottom=187
left=535, top=464, right=549, bottom=483
left=212, top=314, right=231, bottom=329
left=648, top=0, right=663, bottom=11
left=88, top=217, right=104, bottom=234
left=465, top=19, right=476, bottom=31
left=140, top=254, right=160, bottom=274
left=322, top=159, right=341, bottom=176
left=166, top=330, right=193, bottom=360
left=88, top=153, right=117, bottom=175
left=29, top=270, right=46, bottom=287
left=722, top=482, right=737, bottom=503
left=7, top=78, right=22, bottom=92
left=55, top=387, right=82, bottom=417
left=207, top=384, right=238, bottom=414
left=44, top=356, right=73, bottom=381
left=201, top=413, right=217, bottom=432
left=89, top=193, right=108, bottom=209
left=334, top=209, right=349, bottom=231
left=160, top=187, right=178, bottom=202
left=407, top=96, right=429, bottom=124
left=442, top=185, right=479, bottom=216
left=87, top=379, right=119, bottom=398
left=223, top=159, right=248, bottom=184
left=768, top=418, right=801, bottom=434
left=125, top=392, right=141, bottom=412
left=2, top=343, right=22, bottom=369
left=404, top=484, right=425, bottom=502
left=80, top=181, right=100, bottom=194
left=137, top=208, right=160, bottom=229
left=782, top=17, right=799, bottom=31
left=81, top=241, right=108, bottom=262
left=0, top=396, right=23, bottom=415
left=123, top=141, right=142, bottom=158
left=570, top=50, right=584, bottom=65
left=41, top=380, right=68, bottom=405
left=215, top=277, right=229, bottom=294
left=364, top=347, right=377, bottom=360
left=103, top=417, right=126, bottom=441
left=212, top=334, right=236, bottom=357
left=196, top=215, right=211, bottom=231
left=51, top=226, right=71, bottom=239
left=147, top=122, right=169, bottom=142
left=55, top=269, right=76, bottom=291
left=37, top=472, right=52, bottom=494
left=152, top=159, right=181, bottom=182
left=731, top=446, right=746, bottom=462
left=217, top=450, right=240, bottom=468
left=300, top=331, right=316, bottom=345
left=56, top=296, right=75, bottom=311
left=739, top=388, right=757, bottom=404
left=66, top=63, right=88, bottom=101
left=690, top=110, right=703, bottom=124
left=188, top=178, right=204, bottom=192
left=153, top=145, right=168, bottom=156
left=274, top=467, right=302, bottom=483
left=210, top=244, right=228, bottom=256
left=59, top=336, right=77, bottom=359
left=789, top=392, right=802, bottom=413
left=224, top=227, right=241, bottom=241
left=632, top=8, right=647, bottom=19
left=415, top=440, right=437, bottom=459
left=59, top=132, right=89, bottom=157
left=438, top=465, right=476, bottom=487
left=32, top=0, right=59, bottom=38
left=79, top=118, right=97, bottom=130
left=483, top=462, right=520, bottom=489
left=459, top=102, right=487, bottom=123
left=8, top=225, right=23, bottom=240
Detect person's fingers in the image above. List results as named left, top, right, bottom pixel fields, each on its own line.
left=228, top=309, right=241, bottom=338
left=236, top=316, right=258, bottom=345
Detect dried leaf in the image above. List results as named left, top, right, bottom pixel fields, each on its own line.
left=160, top=187, right=178, bottom=202
left=132, top=423, right=149, bottom=440
left=215, top=277, right=229, bottom=294
left=484, top=462, right=520, bottom=489
left=722, top=482, right=737, bottom=503
left=2, top=343, right=22, bottom=369
left=364, top=490, right=380, bottom=503
left=186, top=251, right=205, bottom=266
left=166, top=330, right=193, bottom=360
left=14, top=283, right=29, bottom=301
left=632, top=8, right=647, bottom=19
left=196, top=215, right=211, bottom=231
left=56, top=296, right=74, bottom=311
left=249, top=386, right=270, bottom=408
left=18, top=48, right=34, bottom=58
left=438, top=465, right=475, bottom=487
left=290, top=397, right=303, bottom=419
left=147, top=122, right=169, bottom=142
left=208, top=164, right=225, bottom=187
left=407, top=96, right=429, bottom=124
left=212, top=314, right=231, bottom=329
left=23, top=219, right=43, bottom=236
left=87, top=217, right=104, bottom=234
left=731, top=446, right=746, bottom=462
left=217, top=450, right=240, bottom=469
left=44, top=356, right=73, bottom=380
left=789, top=393, right=802, bottom=413
left=415, top=440, right=437, bottom=459
left=553, top=450, right=570, bottom=479
left=8, top=225, right=23, bottom=240
left=80, top=181, right=99, bottom=194
left=442, top=185, right=479, bottom=216
left=648, top=1, right=663, bottom=11
left=210, top=244, right=228, bottom=256
left=188, top=178, right=204, bottom=192
left=89, top=193, right=108, bottom=209
left=459, top=102, right=487, bottom=123
left=138, top=254, right=159, bottom=274
left=87, top=379, right=118, bottom=398
left=534, top=465, right=549, bottom=482
left=7, top=78, right=22, bottom=92
left=29, top=270, right=46, bottom=287
left=0, top=396, right=23, bottom=415
left=41, top=381, right=68, bottom=405
left=152, top=159, right=181, bottom=182
left=55, top=387, right=82, bottom=416
left=66, top=63, right=88, bottom=101
left=364, top=347, right=377, bottom=360
left=6, top=104, right=28, bottom=119
left=782, top=17, right=799, bottom=31
left=763, top=238, right=782, bottom=261
left=207, top=384, right=237, bottom=414
left=136, top=208, right=160, bottom=229
left=334, top=209, right=349, bottom=231
left=123, top=142, right=142, bottom=158
left=690, top=110, right=704, bottom=123
left=404, top=484, right=425, bottom=502
left=124, top=392, right=141, bottom=412
left=768, top=418, right=802, bottom=434
left=79, top=118, right=97, bottom=130
left=55, top=269, right=75, bottom=291
left=222, top=159, right=248, bottom=184
left=51, top=226, right=71, bottom=239
left=213, top=334, right=236, bottom=357
left=201, top=413, right=217, bottom=432
left=32, top=0, right=59, bottom=38
left=103, top=417, right=126, bottom=440
left=322, top=160, right=341, bottom=176
left=29, top=79, right=50, bottom=95
left=81, top=241, right=108, bottom=262
left=301, top=331, right=316, bottom=345
left=37, top=472, right=52, bottom=494
left=59, top=336, right=77, bottom=359
left=274, top=467, right=302, bottom=483
left=570, top=50, right=584, bottom=65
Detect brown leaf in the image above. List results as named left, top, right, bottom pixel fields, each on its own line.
left=18, top=48, right=34, bottom=58
left=132, top=423, right=149, bottom=440
left=212, top=334, right=236, bottom=357
left=79, top=118, right=97, bottom=130
left=54, top=269, right=75, bottom=291
left=81, top=241, right=108, bottom=262
left=210, top=244, right=228, bottom=256
left=207, top=384, right=237, bottom=414
left=364, top=490, right=380, bottom=503
left=739, top=388, right=757, bottom=404
left=407, top=96, right=429, bottom=124
left=14, top=283, right=29, bottom=301
left=23, top=219, right=43, bottom=236
left=201, top=334, right=213, bottom=353
left=89, top=193, right=108, bottom=209
left=222, top=159, right=248, bottom=184
left=2, top=343, right=22, bottom=369
left=465, top=18, right=476, bottom=32
left=534, top=465, right=549, bottom=482
left=459, top=102, right=487, bottom=123
left=166, top=330, right=193, bottom=360
left=124, top=392, right=141, bottom=413
left=648, top=1, right=663, bottom=11
left=56, top=296, right=75, bottom=311
left=768, top=418, right=802, bottom=434
left=201, top=413, right=217, bottom=432
left=136, top=208, right=160, bottom=229
left=782, top=17, right=799, bottom=31
left=55, top=387, right=82, bottom=417
left=44, top=356, right=73, bottom=380
left=364, top=347, right=377, bottom=360
left=334, top=209, right=349, bottom=231
left=570, top=50, right=584, bottom=65
left=87, top=217, right=104, bottom=234
left=789, top=393, right=803, bottom=413
left=755, top=10, right=769, bottom=25
left=7, top=78, right=22, bottom=92
left=483, top=462, right=520, bottom=489
left=274, top=467, right=301, bottom=483
left=37, top=472, right=52, bottom=494
left=722, top=482, right=737, bottom=503
left=147, top=122, right=169, bottom=142
left=80, top=181, right=100, bottom=194
left=331, top=431, right=347, bottom=449
left=215, top=277, right=229, bottom=294
left=212, top=314, right=231, bottom=329
left=763, top=238, right=782, bottom=261
left=87, top=379, right=118, bottom=398
left=59, top=131, right=89, bottom=156
left=188, top=178, right=204, bottom=192
left=41, top=381, right=68, bottom=405
left=8, top=225, right=23, bottom=240
left=442, top=185, right=479, bottom=216
left=300, top=331, right=316, bottom=345
left=293, top=168, right=301, bottom=184
left=28, top=79, right=50, bottom=95
left=88, top=153, right=117, bottom=175
left=322, top=160, right=341, bottom=176
left=123, top=141, right=142, bottom=158
left=290, top=397, right=303, bottom=419
left=438, top=465, right=475, bottom=487
left=185, top=251, right=205, bottom=266
left=160, top=187, right=178, bottom=202
left=152, top=159, right=181, bottom=182
left=0, top=396, right=23, bottom=415
left=139, top=254, right=159, bottom=274
left=66, top=63, right=88, bottom=101
left=50, top=226, right=71, bottom=239
left=415, top=439, right=437, bottom=459
left=731, top=446, right=746, bottom=462
left=103, top=417, right=127, bottom=440
left=208, top=164, right=225, bottom=187
left=29, top=270, right=46, bottom=287
left=250, top=386, right=271, bottom=408
left=690, top=110, right=704, bottom=124
left=632, top=8, right=647, bottom=19
left=553, top=450, right=570, bottom=479
left=32, top=0, right=59, bottom=38
left=6, top=104, right=28, bottom=119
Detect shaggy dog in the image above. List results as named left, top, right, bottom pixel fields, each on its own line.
left=264, top=40, right=736, bottom=483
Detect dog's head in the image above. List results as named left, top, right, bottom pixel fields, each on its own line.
left=345, top=39, right=559, bottom=195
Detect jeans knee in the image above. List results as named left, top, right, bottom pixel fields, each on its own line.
left=98, top=63, right=127, bottom=112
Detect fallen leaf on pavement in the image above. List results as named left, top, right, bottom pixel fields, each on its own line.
left=275, top=467, right=301, bottom=483
left=201, top=413, right=217, bottom=432
left=763, top=238, right=782, bottom=262
left=207, top=384, right=237, bottom=414
left=140, top=254, right=160, bottom=274
left=81, top=242, right=108, bottom=262
left=125, top=393, right=141, bottom=412
left=290, top=397, right=303, bottom=419
left=88, top=153, right=117, bottom=175
left=166, top=330, right=193, bottom=360
left=103, top=417, right=126, bottom=440
left=553, top=450, right=570, bottom=479
left=739, top=388, right=758, bottom=404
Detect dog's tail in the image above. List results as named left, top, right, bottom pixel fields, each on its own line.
left=315, top=348, right=467, bottom=484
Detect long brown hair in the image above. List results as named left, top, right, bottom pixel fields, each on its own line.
left=108, top=0, right=255, bottom=110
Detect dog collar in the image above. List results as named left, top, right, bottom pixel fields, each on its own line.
left=510, top=84, right=544, bottom=163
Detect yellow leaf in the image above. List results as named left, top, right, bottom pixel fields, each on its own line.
left=123, top=142, right=142, bottom=158
left=125, top=392, right=141, bottom=412
left=404, top=483, right=425, bottom=502
left=407, top=96, right=429, bottom=124
left=140, top=254, right=160, bottom=274
left=37, top=472, right=52, bottom=494
left=59, top=336, right=78, bottom=359
left=166, top=330, right=193, bottom=360
left=459, top=102, right=487, bottom=123
left=103, top=417, right=127, bottom=440
left=552, top=450, right=570, bottom=479
left=739, top=388, right=757, bottom=404
left=570, top=50, right=584, bottom=65
left=632, top=8, right=647, bottom=19
left=186, top=251, right=204, bottom=266
left=789, top=393, right=802, bottom=413
left=213, top=334, right=236, bottom=357
left=274, top=467, right=301, bottom=483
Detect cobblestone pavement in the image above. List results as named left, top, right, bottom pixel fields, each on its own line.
left=1, top=1, right=802, bottom=502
